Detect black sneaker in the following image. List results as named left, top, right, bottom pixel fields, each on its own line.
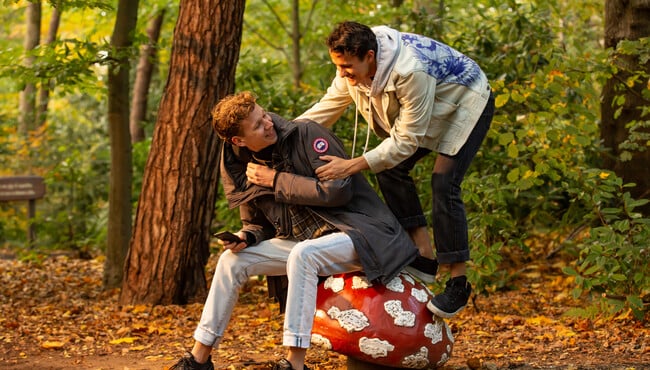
left=271, top=358, right=311, bottom=370
left=404, top=255, right=438, bottom=284
left=169, top=352, right=214, bottom=370
left=427, top=276, right=472, bottom=318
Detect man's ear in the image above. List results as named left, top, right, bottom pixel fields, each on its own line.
left=231, top=136, right=245, bottom=147
left=365, top=49, right=375, bottom=61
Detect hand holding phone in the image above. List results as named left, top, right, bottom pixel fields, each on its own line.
left=214, top=231, right=243, bottom=243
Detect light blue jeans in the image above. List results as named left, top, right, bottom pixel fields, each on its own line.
left=193, top=232, right=361, bottom=349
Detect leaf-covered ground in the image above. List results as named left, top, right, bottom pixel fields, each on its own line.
left=0, top=248, right=648, bottom=370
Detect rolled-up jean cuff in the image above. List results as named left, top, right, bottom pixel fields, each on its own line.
left=436, top=250, right=471, bottom=265
left=194, top=326, right=221, bottom=348
left=283, top=334, right=312, bottom=349
left=399, top=215, right=428, bottom=230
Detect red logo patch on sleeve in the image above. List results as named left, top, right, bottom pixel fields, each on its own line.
left=313, top=138, right=329, bottom=153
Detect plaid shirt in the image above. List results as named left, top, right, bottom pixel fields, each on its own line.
left=288, top=205, right=337, bottom=241
left=251, top=148, right=337, bottom=241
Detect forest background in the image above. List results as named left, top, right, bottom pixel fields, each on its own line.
left=0, top=0, right=648, bottom=344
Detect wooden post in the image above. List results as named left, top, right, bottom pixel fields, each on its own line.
left=28, top=199, right=37, bottom=246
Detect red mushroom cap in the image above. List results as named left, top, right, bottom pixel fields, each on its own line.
left=311, top=272, right=454, bottom=369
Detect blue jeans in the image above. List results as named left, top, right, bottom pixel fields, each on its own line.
left=376, top=93, right=495, bottom=264
left=193, top=232, right=361, bottom=350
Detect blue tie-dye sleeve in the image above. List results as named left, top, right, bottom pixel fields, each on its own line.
left=402, top=33, right=481, bottom=87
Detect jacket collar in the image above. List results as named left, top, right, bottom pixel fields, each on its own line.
left=370, top=25, right=401, bottom=97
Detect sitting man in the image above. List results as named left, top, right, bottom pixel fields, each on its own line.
left=170, top=91, right=418, bottom=370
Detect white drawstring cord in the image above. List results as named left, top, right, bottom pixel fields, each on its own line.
left=351, top=91, right=373, bottom=157
left=351, top=107, right=359, bottom=158
left=363, top=109, right=371, bottom=155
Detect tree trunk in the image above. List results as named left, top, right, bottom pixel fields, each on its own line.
left=601, top=0, right=650, bottom=213
left=290, top=0, right=302, bottom=88
left=103, top=0, right=139, bottom=289
left=37, top=5, right=61, bottom=127
left=18, top=0, right=41, bottom=136
left=120, top=0, right=245, bottom=305
left=130, top=10, right=165, bottom=143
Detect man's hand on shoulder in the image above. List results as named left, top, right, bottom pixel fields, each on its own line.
left=316, top=155, right=369, bottom=181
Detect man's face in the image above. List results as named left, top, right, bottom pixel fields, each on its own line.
left=232, top=104, right=277, bottom=152
left=329, top=50, right=376, bottom=86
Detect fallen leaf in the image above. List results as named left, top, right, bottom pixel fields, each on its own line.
left=41, top=341, right=65, bottom=349
left=109, top=337, right=139, bottom=345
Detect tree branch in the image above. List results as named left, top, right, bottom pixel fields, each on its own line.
left=243, top=19, right=290, bottom=62
left=261, top=0, right=291, bottom=38
left=302, top=0, right=320, bottom=39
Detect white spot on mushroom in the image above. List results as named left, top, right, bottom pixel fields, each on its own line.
left=386, top=276, right=405, bottom=293
left=310, top=333, right=332, bottom=349
left=323, top=276, right=345, bottom=293
left=437, top=351, right=450, bottom=366
left=327, top=306, right=370, bottom=332
left=411, top=287, right=429, bottom=303
left=358, top=337, right=395, bottom=358
left=384, top=300, right=416, bottom=327
left=424, top=320, right=444, bottom=344
left=351, top=275, right=372, bottom=289
left=401, top=346, right=430, bottom=368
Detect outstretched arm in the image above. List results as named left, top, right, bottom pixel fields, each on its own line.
left=315, top=155, right=369, bottom=181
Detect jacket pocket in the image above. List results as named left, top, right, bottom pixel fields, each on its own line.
left=431, top=95, right=460, bottom=119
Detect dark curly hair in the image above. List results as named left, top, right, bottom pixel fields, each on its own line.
left=326, top=21, right=377, bottom=59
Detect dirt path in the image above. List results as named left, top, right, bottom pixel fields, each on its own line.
left=1, top=254, right=648, bottom=369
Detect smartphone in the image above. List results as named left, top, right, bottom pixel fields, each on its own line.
left=213, top=231, right=243, bottom=243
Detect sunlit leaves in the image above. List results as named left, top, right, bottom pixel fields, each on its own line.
left=495, top=93, right=509, bottom=108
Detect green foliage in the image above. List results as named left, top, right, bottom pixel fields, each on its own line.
left=562, top=169, right=650, bottom=320
left=1, top=38, right=108, bottom=90
left=463, top=172, right=519, bottom=293
left=4, top=92, right=110, bottom=253
left=0, top=0, right=173, bottom=256
left=608, top=37, right=650, bottom=161
left=212, top=184, right=243, bottom=236
left=131, top=137, right=150, bottom=205
left=0, top=93, right=110, bottom=255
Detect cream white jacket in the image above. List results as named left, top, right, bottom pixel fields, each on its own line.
left=298, top=26, right=492, bottom=173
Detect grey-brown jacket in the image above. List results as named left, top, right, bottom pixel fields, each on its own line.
left=220, top=113, right=417, bottom=284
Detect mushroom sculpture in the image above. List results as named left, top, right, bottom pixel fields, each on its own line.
left=311, top=271, right=454, bottom=369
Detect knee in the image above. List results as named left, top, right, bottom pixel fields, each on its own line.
left=431, top=172, right=452, bottom=197
left=215, top=250, right=239, bottom=275
left=377, top=165, right=410, bottom=183
left=287, top=243, right=311, bottom=264
left=287, top=243, right=318, bottom=273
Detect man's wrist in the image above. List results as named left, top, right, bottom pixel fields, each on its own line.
left=350, top=156, right=369, bottom=175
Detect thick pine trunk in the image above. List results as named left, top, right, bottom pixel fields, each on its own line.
left=601, top=0, right=650, bottom=212
left=120, top=0, right=245, bottom=305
